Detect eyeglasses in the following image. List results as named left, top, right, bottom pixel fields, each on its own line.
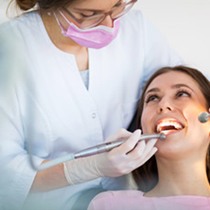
left=62, top=0, right=137, bottom=29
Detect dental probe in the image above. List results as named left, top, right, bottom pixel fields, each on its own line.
left=30, top=133, right=165, bottom=171
left=74, top=133, right=165, bottom=158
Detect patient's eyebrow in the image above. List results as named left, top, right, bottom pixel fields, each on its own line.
left=145, top=83, right=194, bottom=96
left=171, top=84, right=194, bottom=92
left=145, top=87, right=159, bottom=96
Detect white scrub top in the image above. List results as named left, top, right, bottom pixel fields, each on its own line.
left=0, top=10, right=182, bottom=210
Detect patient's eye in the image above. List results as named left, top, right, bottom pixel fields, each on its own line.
left=145, top=94, right=159, bottom=103
left=175, top=89, right=191, bottom=98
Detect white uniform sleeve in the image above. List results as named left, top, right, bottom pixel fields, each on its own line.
left=0, top=27, right=43, bottom=210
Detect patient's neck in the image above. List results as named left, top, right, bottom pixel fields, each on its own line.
left=145, top=159, right=210, bottom=197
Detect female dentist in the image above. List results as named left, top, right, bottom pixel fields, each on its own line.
left=0, top=0, right=182, bottom=209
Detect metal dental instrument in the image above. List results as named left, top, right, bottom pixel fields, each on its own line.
left=198, top=112, right=210, bottom=123
left=30, top=133, right=165, bottom=171
left=74, top=133, right=166, bottom=158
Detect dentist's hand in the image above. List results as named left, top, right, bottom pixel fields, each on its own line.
left=63, top=129, right=158, bottom=184
left=96, top=129, right=158, bottom=177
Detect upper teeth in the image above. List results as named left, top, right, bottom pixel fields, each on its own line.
left=156, top=121, right=183, bottom=133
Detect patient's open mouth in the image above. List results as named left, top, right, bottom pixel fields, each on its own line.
left=156, top=119, right=184, bottom=135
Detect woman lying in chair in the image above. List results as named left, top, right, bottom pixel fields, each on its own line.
left=88, top=65, right=210, bottom=210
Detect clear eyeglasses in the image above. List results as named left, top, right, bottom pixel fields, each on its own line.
left=61, top=0, right=137, bottom=29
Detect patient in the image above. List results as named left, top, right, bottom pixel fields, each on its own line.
left=88, top=65, right=210, bottom=210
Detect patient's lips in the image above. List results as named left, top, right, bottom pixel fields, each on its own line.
left=156, top=118, right=184, bottom=135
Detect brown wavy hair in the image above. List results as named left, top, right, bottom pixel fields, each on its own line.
left=132, top=65, right=210, bottom=192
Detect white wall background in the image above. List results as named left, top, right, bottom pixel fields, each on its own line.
left=1, top=0, right=210, bottom=76
left=134, top=0, right=210, bottom=76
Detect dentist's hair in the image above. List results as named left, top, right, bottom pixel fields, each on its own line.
left=13, top=0, right=76, bottom=11
left=132, top=65, right=210, bottom=192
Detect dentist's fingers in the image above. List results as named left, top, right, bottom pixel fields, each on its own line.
left=105, top=128, right=132, bottom=143
left=97, top=129, right=158, bottom=176
left=139, top=146, right=158, bottom=165
left=125, top=138, right=158, bottom=169
left=110, top=129, right=141, bottom=155
left=135, top=138, right=158, bottom=160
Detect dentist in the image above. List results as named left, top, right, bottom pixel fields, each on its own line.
left=0, top=0, right=182, bottom=209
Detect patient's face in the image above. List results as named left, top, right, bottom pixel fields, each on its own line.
left=141, top=71, right=210, bottom=159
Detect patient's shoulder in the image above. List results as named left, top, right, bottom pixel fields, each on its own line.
left=88, top=190, right=144, bottom=210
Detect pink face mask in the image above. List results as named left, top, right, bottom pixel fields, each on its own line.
left=55, top=12, right=120, bottom=49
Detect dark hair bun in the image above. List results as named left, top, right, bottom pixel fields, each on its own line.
left=16, top=0, right=37, bottom=10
